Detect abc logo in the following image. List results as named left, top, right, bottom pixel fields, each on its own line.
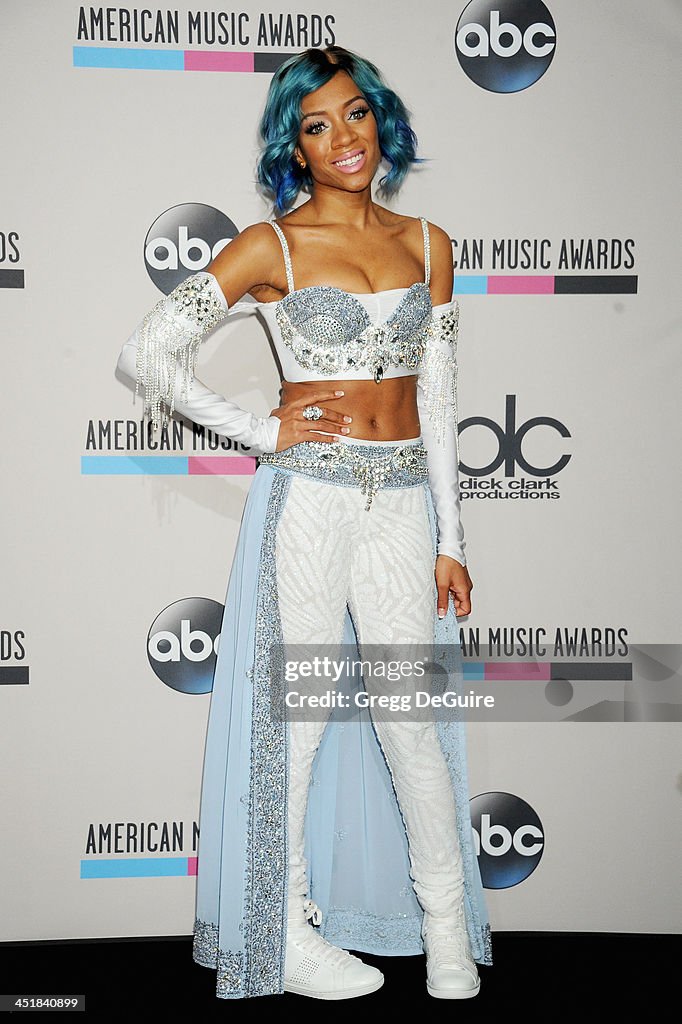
left=455, top=0, right=556, bottom=93
left=461, top=394, right=571, bottom=477
left=470, top=792, right=544, bottom=888
left=144, top=203, right=238, bottom=293
left=147, top=597, right=224, bottom=694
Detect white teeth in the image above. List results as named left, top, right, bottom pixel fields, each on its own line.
left=334, top=152, right=363, bottom=167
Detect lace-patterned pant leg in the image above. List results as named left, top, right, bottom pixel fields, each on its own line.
left=275, top=475, right=354, bottom=909
left=346, top=484, right=465, bottom=929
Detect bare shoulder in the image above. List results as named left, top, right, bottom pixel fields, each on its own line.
left=223, top=219, right=280, bottom=259
left=206, top=219, right=283, bottom=304
left=422, top=219, right=452, bottom=260
left=274, top=206, right=308, bottom=226
left=393, top=211, right=451, bottom=256
left=420, top=218, right=454, bottom=302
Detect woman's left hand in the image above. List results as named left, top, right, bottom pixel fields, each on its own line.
left=435, top=556, right=473, bottom=618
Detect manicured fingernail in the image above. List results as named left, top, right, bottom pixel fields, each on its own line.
left=335, top=390, right=345, bottom=395
left=343, top=416, right=352, bottom=422
left=438, top=608, right=446, bottom=618
left=341, top=427, right=350, bottom=433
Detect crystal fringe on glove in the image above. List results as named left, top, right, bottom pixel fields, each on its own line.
left=418, top=303, right=461, bottom=463
left=135, top=272, right=228, bottom=430
left=116, top=272, right=282, bottom=455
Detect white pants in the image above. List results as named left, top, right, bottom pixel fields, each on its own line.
left=275, top=439, right=465, bottom=934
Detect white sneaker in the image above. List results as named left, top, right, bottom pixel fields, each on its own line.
left=423, top=904, right=481, bottom=999
left=284, top=900, right=384, bottom=1000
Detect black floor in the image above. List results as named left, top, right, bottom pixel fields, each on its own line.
left=1, top=931, right=677, bottom=1013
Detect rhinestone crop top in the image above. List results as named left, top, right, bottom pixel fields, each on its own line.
left=251, top=217, right=444, bottom=385
left=116, top=214, right=467, bottom=564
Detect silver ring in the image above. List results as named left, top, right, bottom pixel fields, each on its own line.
left=302, top=405, right=324, bottom=421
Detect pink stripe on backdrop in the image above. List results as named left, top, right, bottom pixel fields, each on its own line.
left=187, top=857, right=198, bottom=876
left=485, top=662, right=551, bottom=681
left=488, top=276, right=555, bottom=294
left=188, top=456, right=257, bottom=475
left=184, top=50, right=254, bottom=72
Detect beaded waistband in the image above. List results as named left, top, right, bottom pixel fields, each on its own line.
left=258, top=440, right=428, bottom=510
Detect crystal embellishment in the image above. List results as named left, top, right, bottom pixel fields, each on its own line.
left=135, top=272, right=227, bottom=431
left=274, top=283, right=433, bottom=382
left=259, top=440, right=428, bottom=510
left=417, top=302, right=461, bottom=461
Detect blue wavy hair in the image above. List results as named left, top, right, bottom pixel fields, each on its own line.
left=256, top=45, right=427, bottom=215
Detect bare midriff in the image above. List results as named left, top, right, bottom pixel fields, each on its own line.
left=280, top=375, right=421, bottom=441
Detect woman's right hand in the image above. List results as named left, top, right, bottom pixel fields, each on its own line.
left=269, top=389, right=352, bottom=452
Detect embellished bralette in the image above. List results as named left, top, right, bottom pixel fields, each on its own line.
left=254, top=217, right=435, bottom=384
left=121, top=214, right=465, bottom=562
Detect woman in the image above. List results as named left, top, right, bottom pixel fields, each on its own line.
left=117, top=45, right=492, bottom=1001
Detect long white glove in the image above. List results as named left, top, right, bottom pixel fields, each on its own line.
left=116, top=270, right=281, bottom=455
left=416, top=299, right=467, bottom=566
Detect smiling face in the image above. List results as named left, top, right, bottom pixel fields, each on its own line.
left=294, top=70, right=381, bottom=194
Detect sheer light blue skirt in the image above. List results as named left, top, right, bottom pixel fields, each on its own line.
left=192, top=459, right=493, bottom=999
